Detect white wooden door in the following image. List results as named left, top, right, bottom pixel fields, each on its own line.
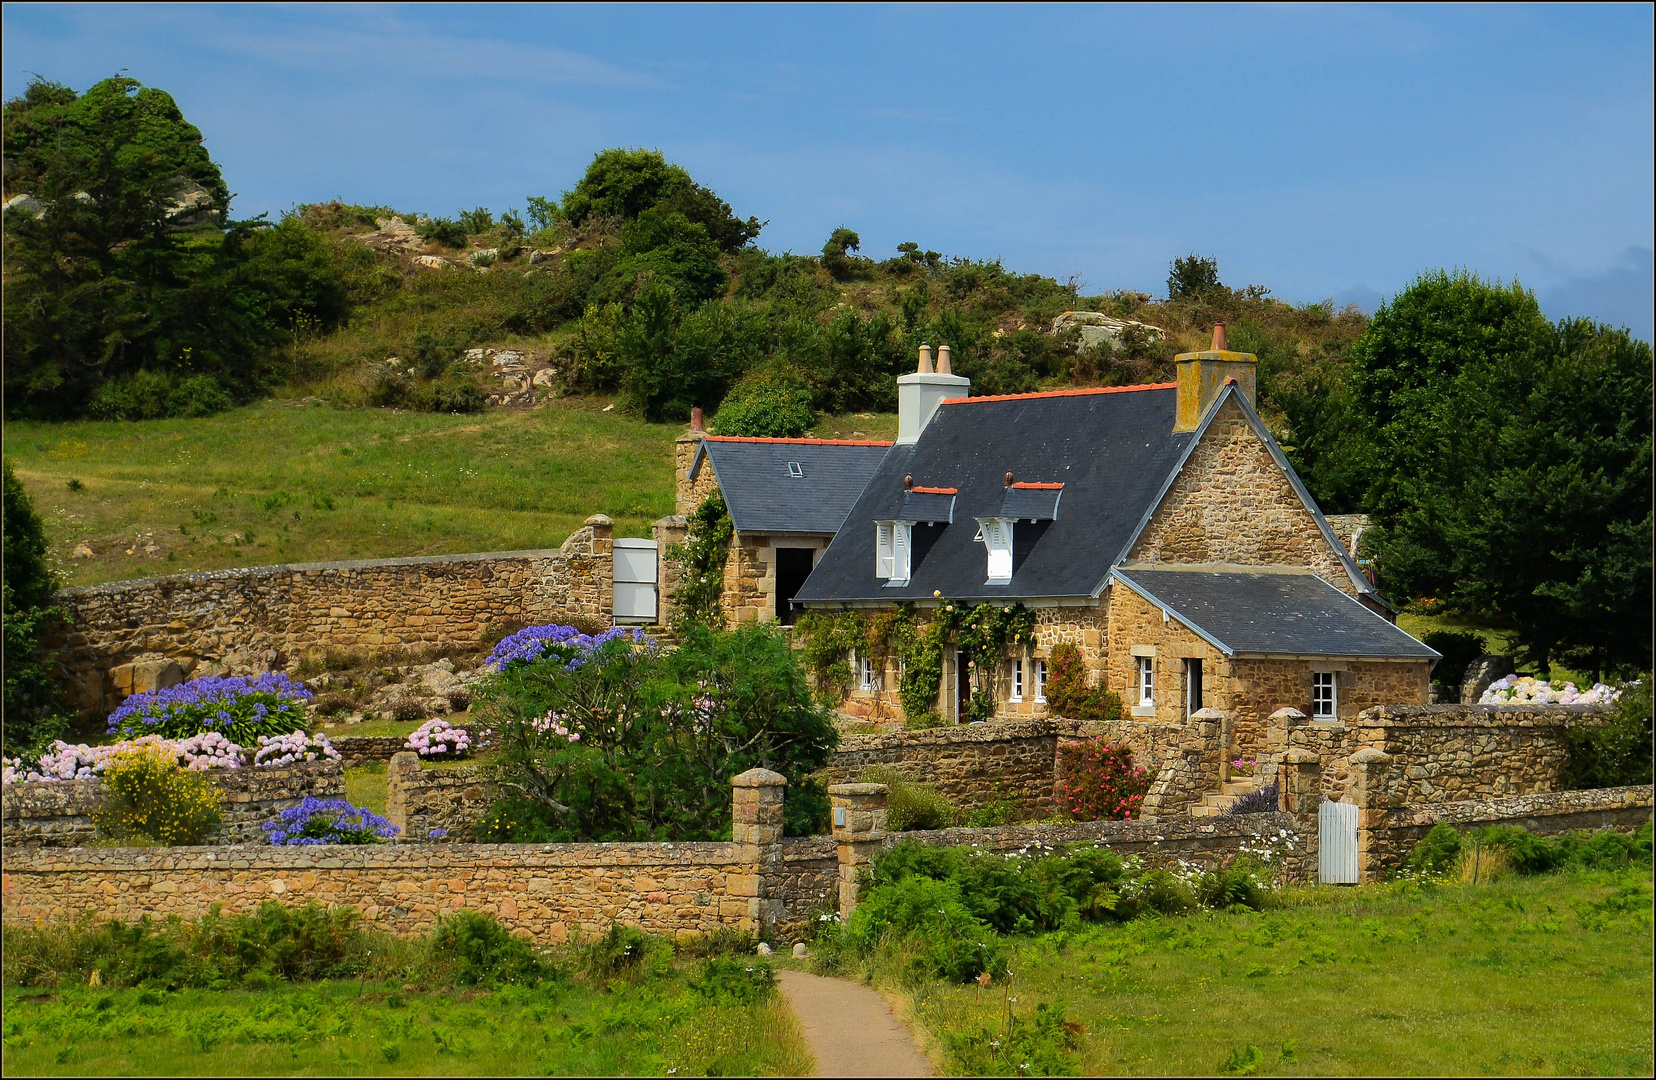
left=613, top=538, right=658, bottom=623
left=1319, top=800, right=1359, bottom=884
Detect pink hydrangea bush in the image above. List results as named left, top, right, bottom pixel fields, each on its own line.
left=2, top=732, right=246, bottom=784
left=252, top=731, right=341, bottom=767
left=405, top=718, right=471, bottom=757
left=1480, top=675, right=1621, bottom=705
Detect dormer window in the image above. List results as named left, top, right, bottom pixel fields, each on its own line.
left=975, top=517, right=1014, bottom=584
left=875, top=520, right=913, bottom=584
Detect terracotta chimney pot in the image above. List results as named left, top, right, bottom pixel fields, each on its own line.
left=1212, top=323, right=1227, bottom=351
left=936, top=344, right=953, bottom=374
left=917, top=344, right=933, bottom=374
left=690, top=406, right=704, bottom=432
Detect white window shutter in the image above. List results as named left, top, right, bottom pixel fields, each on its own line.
left=875, top=522, right=894, bottom=578
left=982, top=517, right=1013, bottom=582
left=892, top=523, right=912, bottom=584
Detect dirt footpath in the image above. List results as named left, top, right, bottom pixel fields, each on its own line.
left=775, top=968, right=933, bottom=1077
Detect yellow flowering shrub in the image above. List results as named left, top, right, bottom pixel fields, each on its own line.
left=93, top=746, right=223, bottom=845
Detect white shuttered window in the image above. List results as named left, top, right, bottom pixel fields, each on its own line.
left=891, top=522, right=912, bottom=584
left=875, top=522, right=895, bottom=578
left=977, top=517, right=1014, bottom=583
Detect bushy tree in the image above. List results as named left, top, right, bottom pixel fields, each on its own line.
left=476, top=625, right=836, bottom=841
left=2, top=462, right=67, bottom=756
left=556, top=148, right=763, bottom=252
left=2, top=76, right=345, bottom=418
left=820, top=226, right=863, bottom=280
left=712, top=363, right=815, bottom=438
left=1351, top=271, right=1653, bottom=677
left=1167, top=254, right=1221, bottom=300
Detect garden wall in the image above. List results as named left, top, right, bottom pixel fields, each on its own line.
left=1356, top=784, right=1654, bottom=876
left=0, top=762, right=345, bottom=848
left=1346, top=704, right=1608, bottom=806
left=48, top=519, right=616, bottom=716
left=385, top=753, right=498, bottom=841
left=823, top=721, right=1061, bottom=820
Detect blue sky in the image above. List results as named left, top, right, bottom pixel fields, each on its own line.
left=5, top=4, right=1652, bottom=338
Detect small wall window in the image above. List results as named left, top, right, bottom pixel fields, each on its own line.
left=1312, top=671, right=1337, bottom=718
left=1011, top=658, right=1024, bottom=703
left=859, top=653, right=877, bottom=692
left=1137, top=656, right=1155, bottom=707
left=1034, top=659, right=1047, bottom=703
left=1185, top=658, right=1204, bottom=718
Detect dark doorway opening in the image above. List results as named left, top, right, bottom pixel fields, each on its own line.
left=775, top=548, right=815, bottom=625
left=1186, top=658, right=1204, bottom=718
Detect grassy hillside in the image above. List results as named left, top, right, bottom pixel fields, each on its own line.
left=2, top=397, right=683, bottom=588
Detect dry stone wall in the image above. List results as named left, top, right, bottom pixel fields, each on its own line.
left=2, top=841, right=749, bottom=945
left=49, top=523, right=615, bottom=716
left=1, top=762, right=344, bottom=848
left=824, top=721, right=1062, bottom=819
left=385, top=753, right=499, bottom=841
left=1349, top=704, right=1607, bottom=807
left=1358, top=784, right=1653, bottom=876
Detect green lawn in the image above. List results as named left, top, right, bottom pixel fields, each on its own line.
left=1, top=397, right=680, bottom=589
left=892, top=870, right=1654, bottom=1076
left=1, top=978, right=811, bottom=1077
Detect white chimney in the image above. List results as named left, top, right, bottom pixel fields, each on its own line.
left=897, top=343, right=969, bottom=445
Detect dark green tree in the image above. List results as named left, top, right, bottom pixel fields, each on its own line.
left=556, top=148, right=763, bottom=252
left=1351, top=271, right=1653, bottom=677
left=820, top=226, right=863, bottom=280
left=2, top=463, right=68, bottom=756
left=1167, top=254, right=1221, bottom=300
left=2, top=76, right=344, bottom=418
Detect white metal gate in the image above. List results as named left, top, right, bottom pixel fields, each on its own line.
left=613, top=538, right=658, bottom=624
left=1319, top=800, right=1360, bottom=884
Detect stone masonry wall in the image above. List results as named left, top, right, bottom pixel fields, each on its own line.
left=1358, top=784, right=1653, bottom=877
left=778, top=836, right=838, bottom=926
left=887, top=811, right=1312, bottom=882
left=1, top=762, right=344, bottom=848
left=49, top=522, right=615, bottom=716
left=1349, top=704, right=1608, bottom=807
left=385, top=754, right=499, bottom=842
left=2, top=841, right=750, bottom=945
left=1231, top=657, right=1430, bottom=757
left=823, top=721, right=1061, bottom=820
left=1127, top=397, right=1353, bottom=594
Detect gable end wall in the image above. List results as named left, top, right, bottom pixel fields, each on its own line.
left=1128, top=398, right=1352, bottom=592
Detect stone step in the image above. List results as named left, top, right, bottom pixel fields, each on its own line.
left=1204, top=794, right=1241, bottom=808
left=1188, top=804, right=1224, bottom=818
left=1222, top=780, right=1262, bottom=796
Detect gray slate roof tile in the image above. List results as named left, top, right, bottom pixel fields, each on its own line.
left=693, top=437, right=893, bottom=536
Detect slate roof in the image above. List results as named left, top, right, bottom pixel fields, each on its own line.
left=690, top=436, right=893, bottom=535
left=1112, top=568, right=1438, bottom=659
left=794, top=384, right=1195, bottom=602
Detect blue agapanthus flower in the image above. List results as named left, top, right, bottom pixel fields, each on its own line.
left=264, top=797, right=400, bottom=846
left=108, top=672, right=314, bottom=745
left=486, top=624, right=646, bottom=670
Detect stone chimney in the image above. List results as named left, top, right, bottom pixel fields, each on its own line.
left=896, top=343, right=969, bottom=445
left=1173, top=323, right=1257, bottom=434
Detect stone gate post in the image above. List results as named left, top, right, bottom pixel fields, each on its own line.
left=829, top=782, right=888, bottom=919
left=730, top=768, right=787, bottom=932
left=1349, top=747, right=1393, bottom=883
left=1278, top=747, right=1322, bottom=880
left=385, top=751, right=420, bottom=839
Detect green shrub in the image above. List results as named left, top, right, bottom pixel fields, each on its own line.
left=688, top=955, right=775, bottom=1003
left=862, top=765, right=957, bottom=831
left=1044, top=643, right=1124, bottom=725
left=575, top=923, right=663, bottom=984
left=1193, top=860, right=1268, bottom=912
left=89, top=370, right=233, bottom=420
left=942, top=1001, right=1083, bottom=1077
left=2, top=461, right=67, bottom=757
left=1060, top=739, right=1151, bottom=821
left=712, top=363, right=815, bottom=438
left=419, top=217, right=467, bottom=248
left=1407, top=823, right=1464, bottom=875
left=1562, top=678, right=1653, bottom=790
left=93, top=746, right=222, bottom=845
left=428, top=909, right=548, bottom=986
left=843, top=875, right=1005, bottom=982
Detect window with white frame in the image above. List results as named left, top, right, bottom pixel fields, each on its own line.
left=1034, top=659, right=1047, bottom=703
left=858, top=653, right=878, bottom=691
left=1010, top=658, right=1024, bottom=702
left=875, top=521, right=913, bottom=584
left=1137, top=656, right=1155, bottom=707
left=975, top=517, right=1014, bottom=583
left=1312, top=671, right=1337, bottom=718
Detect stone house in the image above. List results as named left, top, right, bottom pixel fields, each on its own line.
left=791, top=330, right=1438, bottom=754
left=658, top=412, right=890, bottom=626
